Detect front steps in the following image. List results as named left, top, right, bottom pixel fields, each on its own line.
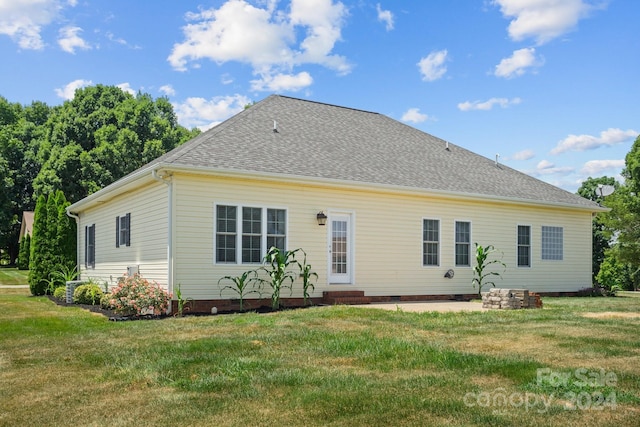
left=322, top=290, right=372, bottom=305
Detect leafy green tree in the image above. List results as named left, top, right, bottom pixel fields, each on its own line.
left=29, top=194, right=50, bottom=295
left=17, top=234, right=30, bottom=270
left=33, top=85, right=199, bottom=202
left=601, top=136, right=640, bottom=270
left=55, top=190, right=76, bottom=274
left=0, top=97, right=50, bottom=264
left=596, top=246, right=638, bottom=291
left=577, top=176, right=617, bottom=283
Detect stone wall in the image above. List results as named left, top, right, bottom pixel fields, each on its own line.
left=481, top=288, right=542, bottom=310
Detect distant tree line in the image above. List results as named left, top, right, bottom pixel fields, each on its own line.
left=0, top=85, right=200, bottom=268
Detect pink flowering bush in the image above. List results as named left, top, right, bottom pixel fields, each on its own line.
left=107, top=273, right=171, bottom=316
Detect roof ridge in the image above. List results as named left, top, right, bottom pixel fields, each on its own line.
left=273, top=94, right=380, bottom=115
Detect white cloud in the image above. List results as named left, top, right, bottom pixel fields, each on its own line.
left=417, top=49, right=448, bottom=82
left=172, top=94, right=251, bottom=131
left=159, top=85, right=176, bottom=96
left=494, top=48, right=542, bottom=78
left=168, top=0, right=350, bottom=91
left=376, top=4, right=394, bottom=31
left=251, top=71, right=313, bottom=92
left=105, top=31, right=140, bottom=49
left=54, top=79, right=93, bottom=100
left=58, top=26, right=90, bottom=53
left=580, top=159, right=625, bottom=176
left=492, top=0, right=599, bottom=45
left=0, top=0, right=72, bottom=50
left=510, top=149, right=535, bottom=161
left=401, top=108, right=428, bottom=123
left=534, top=159, right=574, bottom=176
left=290, top=0, right=350, bottom=73
left=117, top=82, right=136, bottom=96
left=458, top=97, right=521, bottom=111
left=551, top=128, right=639, bottom=154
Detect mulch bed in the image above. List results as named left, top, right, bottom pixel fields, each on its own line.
left=47, top=296, right=313, bottom=321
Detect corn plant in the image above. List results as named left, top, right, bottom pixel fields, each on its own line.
left=297, top=249, right=317, bottom=306
left=471, top=243, right=506, bottom=296
left=218, top=270, right=261, bottom=311
left=174, top=283, right=193, bottom=317
left=260, top=247, right=299, bottom=310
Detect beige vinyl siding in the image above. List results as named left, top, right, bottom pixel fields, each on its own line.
left=172, top=172, right=593, bottom=300
left=78, top=181, right=168, bottom=289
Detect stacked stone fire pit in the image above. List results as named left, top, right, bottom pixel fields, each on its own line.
left=481, top=288, right=543, bottom=310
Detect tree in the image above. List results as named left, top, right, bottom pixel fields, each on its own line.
left=17, top=234, right=30, bottom=270
left=596, top=246, right=638, bottom=291
left=55, top=190, right=76, bottom=274
left=33, top=85, right=199, bottom=202
left=601, top=136, right=640, bottom=267
left=29, top=194, right=50, bottom=295
left=0, top=97, right=50, bottom=264
left=576, top=176, right=617, bottom=283
left=27, top=190, right=76, bottom=295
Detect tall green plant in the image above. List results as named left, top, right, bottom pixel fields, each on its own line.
left=471, top=243, right=506, bottom=296
left=28, top=194, right=50, bottom=295
left=218, top=271, right=260, bottom=311
left=297, top=249, right=317, bottom=306
left=260, top=247, right=299, bottom=310
left=17, top=234, right=30, bottom=270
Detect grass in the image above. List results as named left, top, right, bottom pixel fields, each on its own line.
left=0, top=289, right=639, bottom=426
left=0, top=267, right=29, bottom=286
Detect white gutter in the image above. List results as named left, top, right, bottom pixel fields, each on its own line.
left=152, top=168, right=174, bottom=312
left=65, top=209, right=81, bottom=280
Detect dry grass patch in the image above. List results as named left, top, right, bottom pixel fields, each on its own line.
left=583, top=312, right=640, bottom=319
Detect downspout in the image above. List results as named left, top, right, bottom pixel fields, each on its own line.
left=152, top=168, right=174, bottom=312
left=65, top=208, right=81, bottom=280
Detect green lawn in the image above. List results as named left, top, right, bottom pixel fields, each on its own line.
left=0, top=267, right=29, bottom=286
left=0, top=289, right=638, bottom=426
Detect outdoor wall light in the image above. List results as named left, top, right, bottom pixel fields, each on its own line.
left=316, top=211, right=327, bottom=226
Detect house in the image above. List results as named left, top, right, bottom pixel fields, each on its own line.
left=19, top=211, right=34, bottom=242
left=67, top=95, right=605, bottom=311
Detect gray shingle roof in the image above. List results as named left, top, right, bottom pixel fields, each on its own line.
left=151, top=95, right=599, bottom=210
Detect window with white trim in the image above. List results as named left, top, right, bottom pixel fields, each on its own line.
left=215, top=204, right=286, bottom=264
left=542, top=226, right=563, bottom=260
left=85, top=224, right=95, bottom=268
left=517, top=225, right=531, bottom=267
left=216, top=205, right=237, bottom=263
left=116, top=213, right=130, bottom=247
left=422, top=219, right=439, bottom=266
left=455, top=221, right=471, bottom=267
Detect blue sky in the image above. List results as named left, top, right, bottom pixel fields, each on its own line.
left=0, top=0, right=638, bottom=193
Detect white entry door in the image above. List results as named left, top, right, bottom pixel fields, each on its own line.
left=328, top=213, right=353, bottom=284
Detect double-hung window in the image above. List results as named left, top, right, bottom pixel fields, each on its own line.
left=242, top=207, right=262, bottom=263
left=542, top=226, right=563, bottom=260
left=422, top=219, right=439, bottom=266
left=216, top=205, right=237, bottom=263
left=116, top=213, right=130, bottom=247
left=517, top=225, right=531, bottom=267
left=455, top=221, right=471, bottom=267
left=85, top=224, right=95, bottom=268
left=216, top=204, right=287, bottom=264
